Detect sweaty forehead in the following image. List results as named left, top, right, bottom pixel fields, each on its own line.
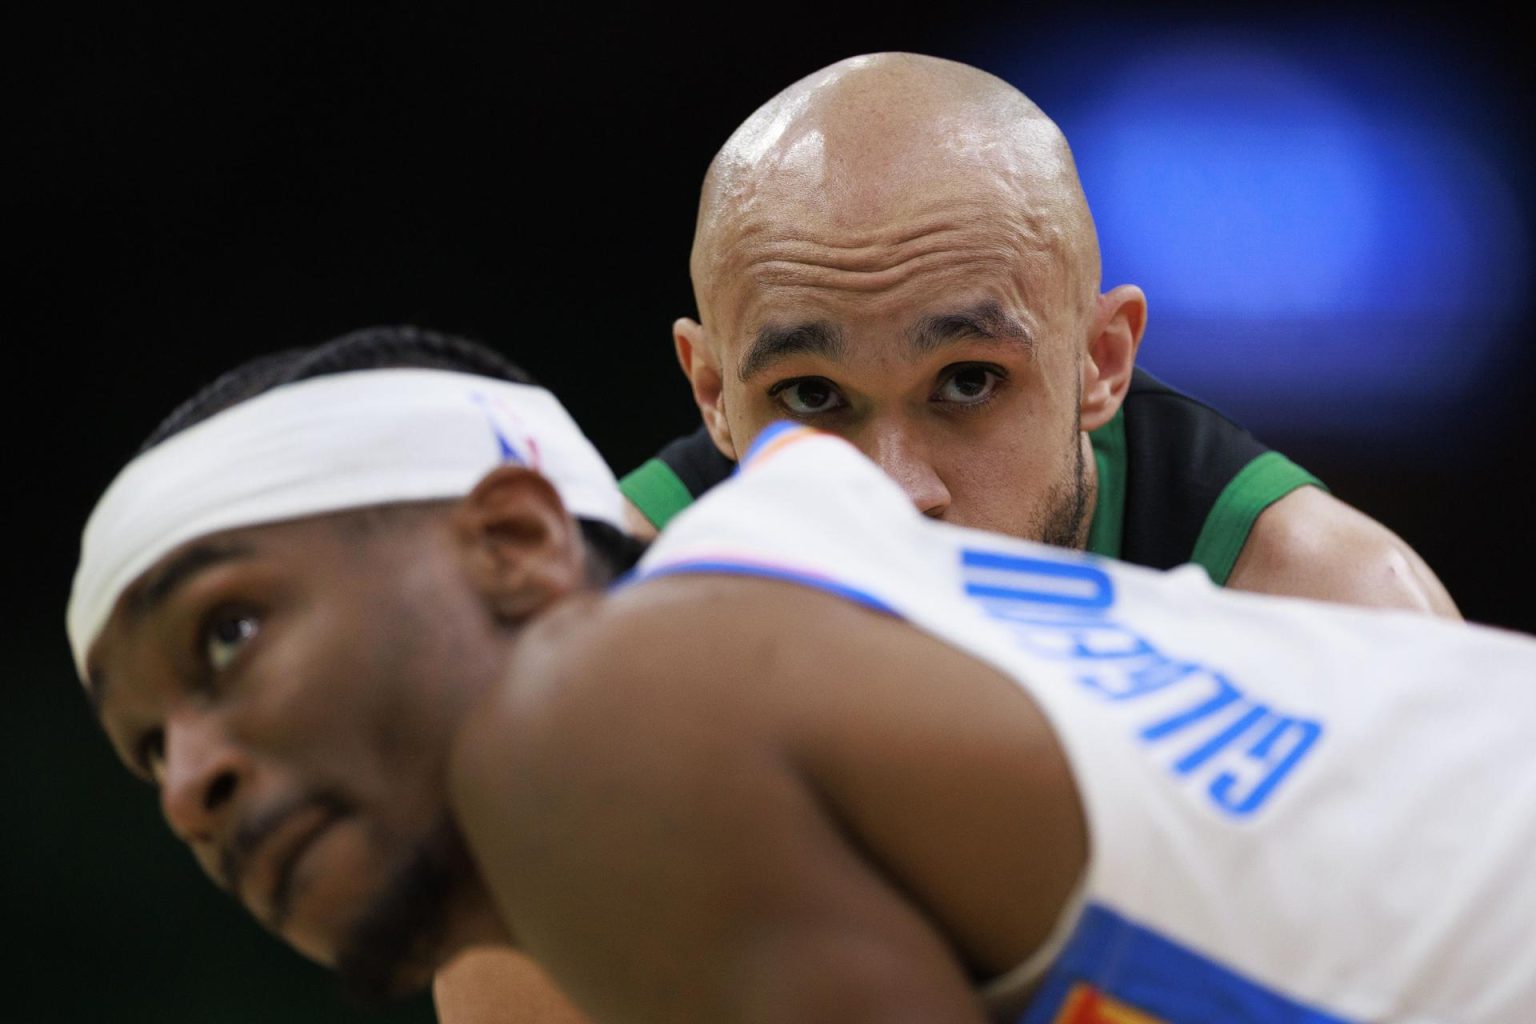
left=696, top=134, right=1085, bottom=350
left=690, top=55, right=1099, bottom=342
left=708, top=194, right=1065, bottom=354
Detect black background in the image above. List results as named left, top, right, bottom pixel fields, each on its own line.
left=8, top=4, right=1531, bottom=1022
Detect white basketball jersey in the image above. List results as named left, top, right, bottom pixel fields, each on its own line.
left=630, top=423, right=1536, bottom=1024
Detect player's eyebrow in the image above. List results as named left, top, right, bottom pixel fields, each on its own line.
left=124, top=541, right=255, bottom=624
left=737, top=320, right=845, bottom=382
left=908, top=300, right=1035, bottom=355
left=86, top=540, right=256, bottom=713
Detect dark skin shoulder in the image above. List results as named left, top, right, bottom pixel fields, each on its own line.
left=449, top=574, right=1087, bottom=1024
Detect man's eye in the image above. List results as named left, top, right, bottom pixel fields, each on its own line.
left=770, top=377, right=847, bottom=416
left=934, top=365, right=1004, bottom=406
left=202, top=610, right=260, bottom=673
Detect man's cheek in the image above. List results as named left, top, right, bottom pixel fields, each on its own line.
left=950, top=459, right=1042, bottom=527
left=727, top=393, right=777, bottom=445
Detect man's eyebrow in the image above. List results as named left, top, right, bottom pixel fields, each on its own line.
left=84, top=541, right=255, bottom=713
left=123, top=541, right=256, bottom=624
left=909, top=301, right=1035, bottom=355
left=85, top=541, right=257, bottom=713
left=737, top=321, right=845, bottom=382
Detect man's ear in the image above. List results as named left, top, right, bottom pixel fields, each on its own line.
left=674, top=317, right=738, bottom=460
left=1080, top=284, right=1147, bottom=432
left=453, top=465, right=585, bottom=622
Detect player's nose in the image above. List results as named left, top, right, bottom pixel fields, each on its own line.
left=159, top=707, right=250, bottom=847
left=864, top=426, right=951, bottom=519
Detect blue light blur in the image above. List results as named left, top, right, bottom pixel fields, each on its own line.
left=981, top=26, right=1531, bottom=451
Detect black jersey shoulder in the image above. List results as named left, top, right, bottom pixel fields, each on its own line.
left=619, top=425, right=736, bottom=529
left=1117, top=368, right=1274, bottom=570
left=654, top=425, right=736, bottom=497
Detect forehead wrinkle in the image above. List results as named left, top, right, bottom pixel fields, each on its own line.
left=746, top=246, right=1020, bottom=296
left=731, top=211, right=978, bottom=268
left=747, top=227, right=974, bottom=278
left=725, top=193, right=1060, bottom=296
left=727, top=198, right=1011, bottom=267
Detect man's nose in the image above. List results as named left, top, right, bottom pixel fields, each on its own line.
left=159, top=707, right=249, bottom=845
left=863, top=426, right=951, bottom=519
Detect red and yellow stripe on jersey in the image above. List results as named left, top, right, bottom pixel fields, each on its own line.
left=1052, top=984, right=1165, bottom=1024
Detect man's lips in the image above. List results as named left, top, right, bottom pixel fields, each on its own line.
left=222, top=798, right=346, bottom=929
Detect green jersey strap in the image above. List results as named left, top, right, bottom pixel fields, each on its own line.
left=620, top=458, right=695, bottom=529
left=1190, top=452, right=1324, bottom=585
left=1090, top=369, right=1326, bottom=586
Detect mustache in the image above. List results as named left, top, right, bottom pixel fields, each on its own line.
left=218, top=790, right=353, bottom=921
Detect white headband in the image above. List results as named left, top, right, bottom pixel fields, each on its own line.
left=67, top=368, right=625, bottom=679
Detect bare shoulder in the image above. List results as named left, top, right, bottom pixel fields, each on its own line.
left=452, top=572, right=1077, bottom=776
left=1226, top=486, right=1460, bottom=618
left=446, top=578, right=777, bottom=822
left=450, top=572, right=1051, bottom=791
left=453, top=574, right=881, bottom=752
left=445, top=574, right=1083, bottom=1022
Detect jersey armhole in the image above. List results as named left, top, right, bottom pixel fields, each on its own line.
left=619, top=458, right=695, bottom=530
left=1189, top=452, right=1327, bottom=586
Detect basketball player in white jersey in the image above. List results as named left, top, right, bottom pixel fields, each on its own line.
left=71, top=333, right=1536, bottom=1023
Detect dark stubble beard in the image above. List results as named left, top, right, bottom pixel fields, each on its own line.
left=1035, top=412, right=1092, bottom=550
left=334, top=813, right=473, bottom=1007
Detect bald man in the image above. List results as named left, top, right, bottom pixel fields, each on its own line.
left=437, top=54, right=1461, bottom=1023
left=620, top=52, right=1457, bottom=617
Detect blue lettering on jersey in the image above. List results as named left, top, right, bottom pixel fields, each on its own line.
left=959, top=546, right=1322, bottom=817
left=959, top=550, right=1115, bottom=610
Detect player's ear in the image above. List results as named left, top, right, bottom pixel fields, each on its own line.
left=1080, top=284, right=1147, bottom=432
left=454, top=465, right=585, bottom=621
left=674, top=317, right=738, bottom=460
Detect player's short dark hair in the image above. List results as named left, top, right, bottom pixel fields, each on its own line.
left=142, top=325, right=645, bottom=578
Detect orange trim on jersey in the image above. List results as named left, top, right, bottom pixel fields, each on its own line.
left=742, top=425, right=821, bottom=471
left=1053, top=983, right=1165, bottom=1024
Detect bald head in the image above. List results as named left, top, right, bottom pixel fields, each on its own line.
left=670, top=53, right=1144, bottom=549
left=690, top=53, right=1101, bottom=324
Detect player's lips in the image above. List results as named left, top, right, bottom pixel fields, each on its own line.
left=225, top=801, right=345, bottom=929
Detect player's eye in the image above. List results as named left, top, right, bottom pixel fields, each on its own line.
left=933, top=364, right=1005, bottom=407
left=768, top=377, right=848, bottom=416
left=201, top=608, right=260, bottom=675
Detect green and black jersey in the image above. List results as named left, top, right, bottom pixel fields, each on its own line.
left=620, top=369, right=1324, bottom=586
